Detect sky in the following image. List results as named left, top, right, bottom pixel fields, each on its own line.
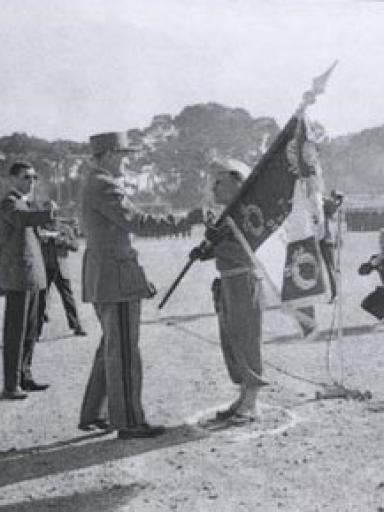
left=0, top=0, right=383, bottom=141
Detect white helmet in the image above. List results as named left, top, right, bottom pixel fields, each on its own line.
left=210, top=156, right=251, bottom=181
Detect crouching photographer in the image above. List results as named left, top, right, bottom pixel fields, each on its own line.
left=358, top=228, right=384, bottom=328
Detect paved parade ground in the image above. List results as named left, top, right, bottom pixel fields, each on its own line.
left=1, top=227, right=384, bottom=511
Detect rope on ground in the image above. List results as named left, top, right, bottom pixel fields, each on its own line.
left=165, top=320, right=327, bottom=389
left=324, top=298, right=338, bottom=383
left=167, top=313, right=372, bottom=402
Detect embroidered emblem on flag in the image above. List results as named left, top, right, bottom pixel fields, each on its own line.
left=282, top=236, right=325, bottom=304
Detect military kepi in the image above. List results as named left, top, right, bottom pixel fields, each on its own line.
left=90, top=131, right=140, bottom=156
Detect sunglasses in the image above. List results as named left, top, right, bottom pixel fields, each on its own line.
left=23, top=174, right=38, bottom=181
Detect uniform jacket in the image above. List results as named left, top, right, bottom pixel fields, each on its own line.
left=40, top=221, right=78, bottom=279
left=81, top=167, right=154, bottom=303
left=0, top=189, right=52, bottom=291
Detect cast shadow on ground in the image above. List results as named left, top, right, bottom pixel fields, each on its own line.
left=0, top=333, right=80, bottom=348
left=0, top=424, right=207, bottom=488
left=0, top=482, right=145, bottom=512
left=19, top=307, right=375, bottom=348
left=265, top=323, right=375, bottom=345
left=38, top=332, right=81, bottom=343
left=142, top=311, right=215, bottom=325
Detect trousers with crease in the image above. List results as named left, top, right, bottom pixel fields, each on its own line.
left=79, top=300, right=145, bottom=429
left=2, top=290, right=39, bottom=390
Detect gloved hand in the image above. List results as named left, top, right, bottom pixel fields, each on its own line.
left=358, top=262, right=372, bottom=275
left=146, top=281, right=157, bottom=298
left=189, top=245, right=205, bottom=261
left=205, top=223, right=231, bottom=245
left=141, top=281, right=157, bottom=299
left=189, top=241, right=214, bottom=261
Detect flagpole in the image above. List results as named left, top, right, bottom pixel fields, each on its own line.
left=316, top=203, right=372, bottom=401
left=335, top=205, right=344, bottom=384
left=219, top=60, right=339, bottom=227
left=158, top=259, right=194, bottom=310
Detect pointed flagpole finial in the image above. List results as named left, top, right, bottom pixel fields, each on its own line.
left=296, top=60, right=339, bottom=117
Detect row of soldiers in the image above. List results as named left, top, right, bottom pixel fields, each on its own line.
left=137, top=214, right=192, bottom=239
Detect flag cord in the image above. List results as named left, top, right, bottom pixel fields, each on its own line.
left=324, top=298, right=338, bottom=382
left=166, top=315, right=371, bottom=403
left=336, top=206, right=345, bottom=384
left=324, top=207, right=345, bottom=385
left=166, top=320, right=327, bottom=389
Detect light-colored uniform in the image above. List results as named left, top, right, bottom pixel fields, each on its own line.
left=79, top=166, right=153, bottom=429
left=213, top=234, right=264, bottom=387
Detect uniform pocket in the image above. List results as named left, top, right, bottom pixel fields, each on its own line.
left=211, top=277, right=221, bottom=312
left=118, top=260, right=153, bottom=298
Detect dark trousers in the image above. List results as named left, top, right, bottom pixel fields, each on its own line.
left=2, top=290, right=39, bottom=391
left=38, top=266, right=81, bottom=336
left=79, top=301, right=145, bottom=429
left=319, top=240, right=337, bottom=299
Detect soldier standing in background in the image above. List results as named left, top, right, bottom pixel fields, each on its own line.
left=78, top=132, right=165, bottom=439
left=37, top=216, right=86, bottom=339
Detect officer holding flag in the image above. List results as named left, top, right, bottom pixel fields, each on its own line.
left=160, top=62, right=338, bottom=425
left=190, top=158, right=267, bottom=426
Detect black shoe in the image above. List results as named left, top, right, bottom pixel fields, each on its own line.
left=73, top=327, right=87, bottom=336
left=21, top=380, right=50, bottom=392
left=78, top=419, right=113, bottom=432
left=118, top=423, right=166, bottom=439
left=2, top=388, right=28, bottom=400
left=216, top=406, right=238, bottom=421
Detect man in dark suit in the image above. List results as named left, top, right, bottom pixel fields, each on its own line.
left=0, top=161, right=54, bottom=399
left=37, top=217, right=86, bottom=338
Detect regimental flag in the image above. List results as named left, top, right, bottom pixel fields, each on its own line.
left=222, top=114, right=326, bottom=331
left=159, top=62, right=337, bottom=313
left=218, top=61, right=337, bottom=290
left=275, top=154, right=326, bottom=309
left=219, top=115, right=303, bottom=250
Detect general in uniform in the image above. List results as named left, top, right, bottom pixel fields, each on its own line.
left=78, top=131, right=165, bottom=439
